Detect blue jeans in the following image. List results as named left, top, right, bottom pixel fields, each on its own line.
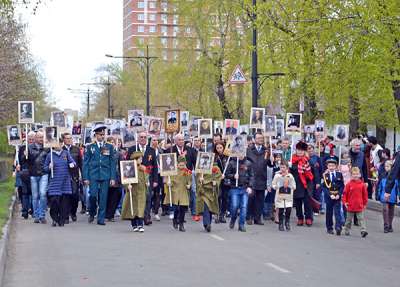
left=30, top=175, right=48, bottom=219
left=230, top=187, right=249, bottom=227
left=190, top=173, right=197, bottom=215
left=203, top=203, right=212, bottom=226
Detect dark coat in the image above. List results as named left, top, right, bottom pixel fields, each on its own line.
left=127, top=145, right=158, bottom=184
left=246, top=145, right=272, bottom=190
left=349, top=149, right=368, bottom=182
left=385, top=152, right=400, bottom=195
left=63, top=145, right=82, bottom=182
left=171, top=145, right=196, bottom=170
left=225, top=158, right=254, bottom=189
left=321, top=171, right=345, bottom=202
left=28, top=143, right=50, bottom=176
left=82, top=142, right=117, bottom=182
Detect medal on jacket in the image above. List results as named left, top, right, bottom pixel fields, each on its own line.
left=101, top=147, right=110, bottom=156
left=91, top=146, right=95, bottom=154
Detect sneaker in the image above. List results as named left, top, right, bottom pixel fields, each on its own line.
left=285, top=222, right=291, bottom=231
left=361, top=231, right=368, bottom=238
left=154, top=214, right=161, bottom=221
left=169, top=214, right=174, bottom=220
left=344, top=230, right=350, bottom=236
left=336, top=229, right=341, bottom=236
left=52, top=221, right=57, bottom=227
left=88, top=216, right=94, bottom=224
left=133, top=226, right=139, bottom=232
left=384, top=226, right=389, bottom=233
left=327, top=229, right=334, bottom=235
left=40, top=218, right=47, bottom=224
left=229, top=220, right=235, bottom=229
left=34, top=218, right=40, bottom=224
left=238, top=225, right=246, bottom=232
left=388, top=226, right=394, bottom=233
left=138, top=226, right=144, bottom=233
left=204, top=224, right=211, bottom=233
left=115, top=210, right=121, bottom=217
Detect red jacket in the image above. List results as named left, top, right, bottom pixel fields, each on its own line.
left=342, top=179, right=368, bottom=212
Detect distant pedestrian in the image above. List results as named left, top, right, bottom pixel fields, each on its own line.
left=342, top=167, right=368, bottom=237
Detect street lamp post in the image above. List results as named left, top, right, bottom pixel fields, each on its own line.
left=251, top=0, right=258, bottom=108
left=81, top=77, right=114, bottom=118
left=106, top=45, right=157, bottom=116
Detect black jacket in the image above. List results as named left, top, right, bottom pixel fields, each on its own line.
left=171, top=145, right=196, bottom=170
left=246, top=145, right=272, bottom=190
left=63, top=145, right=82, bottom=181
left=127, top=145, right=158, bottom=184
left=386, top=152, right=400, bottom=194
left=225, top=158, right=254, bottom=189
left=28, top=143, right=49, bottom=177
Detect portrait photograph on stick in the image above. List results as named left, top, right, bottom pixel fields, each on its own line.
left=275, top=119, right=285, bottom=139
left=224, top=119, right=240, bottom=137
left=121, top=127, right=136, bottom=148
left=165, top=109, right=180, bottom=134
left=7, top=125, right=22, bottom=146
left=334, top=124, right=349, bottom=143
left=250, top=107, right=265, bottom=129
left=180, top=111, right=189, bottom=129
left=148, top=118, right=163, bottom=136
left=285, top=113, right=302, bottom=134
left=160, top=153, right=178, bottom=176
left=198, top=118, right=213, bottom=138
left=51, top=111, right=66, bottom=127
left=18, top=101, right=34, bottom=124
left=214, top=121, right=223, bottom=134
left=229, top=134, right=247, bottom=158
left=195, top=152, right=214, bottom=174
left=264, top=115, right=277, bottom=137
left=120, top=160, right=139, bottom=184
left=43, top=126, right=59, bottom=148
left=128, top=109, right=144, bottom=128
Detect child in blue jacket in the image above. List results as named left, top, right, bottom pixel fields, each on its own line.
left=377, top=160, right=398, bottom=233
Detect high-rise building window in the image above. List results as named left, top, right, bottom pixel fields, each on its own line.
left=138, top=2, right=145, bottom=9
left=149, top=14, right=156, bottom=21
left=161, top=26, right=168, bottom=36
left=137, top=14, right=144, bottom=21
left=161, top=14, right=168, bottom=24
left=161, top=38, right=168, bottom=47
left=162, top=51, right=168, bottom=60
left=149, top=26, right=156, bottom=33
left=161, top=2, right=168, bottom=12
left=149, top=1, right=156, bottom=9
left=138, top=25, right=145, bottom=33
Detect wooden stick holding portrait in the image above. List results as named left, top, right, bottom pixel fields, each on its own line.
left=128, top=184, right=134, bottom=217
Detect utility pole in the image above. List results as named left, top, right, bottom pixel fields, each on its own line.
left=251, top=0, right=258, bottom=108
left=106, top=45, right=157, bottom=116
left=82, top=78, right=114, bottom=118
left=86, top=88, right=90, bottom=118
left=67, top=88, right=95, bottom=119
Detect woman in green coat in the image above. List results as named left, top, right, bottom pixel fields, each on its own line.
left=196, top=163, right=222, bottom=232
left=121, top=152, right=149, bottom=233
left=164, top=156, right=192, bottom=232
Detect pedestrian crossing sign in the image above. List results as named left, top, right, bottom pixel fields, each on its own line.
left=228, top=65, right=248, bottom=84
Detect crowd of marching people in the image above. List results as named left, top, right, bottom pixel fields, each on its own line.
left=13, top=124, right=399, bottom=237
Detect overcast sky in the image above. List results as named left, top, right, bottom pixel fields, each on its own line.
left=18, top=0, right=122, bottom=112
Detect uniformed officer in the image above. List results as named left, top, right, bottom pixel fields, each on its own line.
left=82, top=124, right=117, bottom=225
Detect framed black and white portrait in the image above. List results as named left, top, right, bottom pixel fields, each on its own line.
left=180, top=111, right=189, bottom=129
left=275, top=119, right=285, bottom=139
left=250, top=107, right=265, bottom=129
left=189, top=116, right=201, bottom=137
left=264, top=115, right=277, bottom=137
left=315, top=120, right=325, bottom=134
left=214, top=121, right=224, bottom=135
left=121, top=127, right=136, bottom=148
left=198, top=119, right=213, bottom=138
left=120, top=160, right=139, bottom=184
left=128, top=109, right=144, bottom=128
left=7, top=125, right=22, bottom=146
left=51, top=111, right=66, bottom=127
left=43, top=126, right=59, bottom=148
left=18, top=101, right=34, bottom=124
left=165, top=109, right=180, bottom=134
left=72, top=121, right=82, bottom=136
left=286, top=113, right=302, bottom=134
left=304, top=125, right=316, bottom=144
left=160, top=153, right=178, bottom=176
left=334, top=124, right=349, bottom=143
left=195, top=152, right=215, bottom=174
left=229, top=134, right=247, bottom=157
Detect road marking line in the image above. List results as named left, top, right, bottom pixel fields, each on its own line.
left=209, top=234, right=225, bottom=241
left=265, top=263, right=291, bottom=274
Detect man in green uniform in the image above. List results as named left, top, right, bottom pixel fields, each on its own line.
left=83, top=124, right=116, bottom=225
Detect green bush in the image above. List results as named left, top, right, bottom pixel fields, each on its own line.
left=0, top=177, right=15, bottom=234
left=0, top=130, right=13, bottom=157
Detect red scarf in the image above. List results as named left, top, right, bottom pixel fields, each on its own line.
left=291, top=155, right=314, bottom=188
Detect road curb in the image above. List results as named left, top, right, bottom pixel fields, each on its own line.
left=367, top=199, right=400, bottom=217
left=0, top=195, right=17, bottom=287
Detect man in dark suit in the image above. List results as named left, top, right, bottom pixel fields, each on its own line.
left=127, top=131, right=158, bottom=225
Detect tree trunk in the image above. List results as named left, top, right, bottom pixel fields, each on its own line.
left=216, top=75, right=232, bottom=119
left=236, top=84, right=244, bottom=120
left=376, top=126, right=387, bottom=147
left=349, top=94, right=360, bottom=138
left=393, top=80, right=400, bottom=125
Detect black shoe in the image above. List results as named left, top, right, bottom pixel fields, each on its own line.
left=173, top=220, right=178, bottom=230
left=179, top=223, right=186, bottom=232
left=214, top=217, right=220, bottom=224
left=58, top=222, right=64, bottom=227
left=327, top=229, right=334, bottom=235
left=229, top=219, right=235, bottom=229
left=279, top=223, right=285, bottom=231
left=88, top=216, right=94, bottom=224
left=22, top=214, right=28, bottom=219
left=388, top=226, right=393, bottom=233
left=80, top=208, right=86, bottom=214
left=204, top=224, right=211, bottom=232
left=285, top=222, right=291, bottom=231
left=254, top=220, right=264, bottom=225
left=28, top=209, right=33, bottom=215
left=71, top=215, right=77, bottom=222
left=34, top=218, right=40, bottom=224
left=97, top=222, right=106, bottom=226
left=219, top=215, right=226, bottom=223
left=52, top=221, right=57, bottom=227
left=384, top=226, right=389, bottom=233
left=361, top=231, right=368, bottom=238
left=238, top=225, right=246, bottom=232
left=64, top=219, right=70, bottom=224
left=336, top=229, right=341, bottom=236
left=161, top=210, right=167, bottom=216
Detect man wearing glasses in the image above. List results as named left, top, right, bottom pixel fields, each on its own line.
left=83, top=124, right=117, bottom=225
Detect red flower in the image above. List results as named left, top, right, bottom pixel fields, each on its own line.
left=212, top=167, right=219, bottom=174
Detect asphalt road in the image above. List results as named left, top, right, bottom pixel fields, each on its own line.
left=4, top=208, right=400, bottom=287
